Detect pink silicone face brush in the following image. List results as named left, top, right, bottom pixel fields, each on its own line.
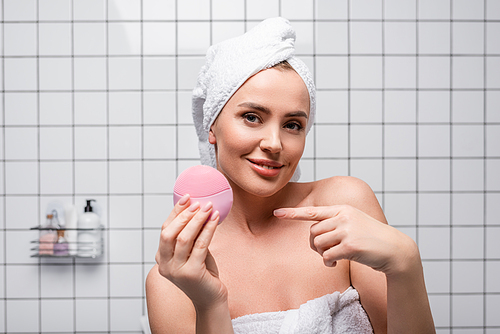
left=173, top=165, right=233, bottom=224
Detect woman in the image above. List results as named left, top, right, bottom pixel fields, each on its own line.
left=146, top=18, right=435, bottom=334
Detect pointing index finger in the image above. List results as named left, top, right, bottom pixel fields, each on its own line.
left=273, top=206, right=342, bottom=221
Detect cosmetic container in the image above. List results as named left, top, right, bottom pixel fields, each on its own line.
left=77, top=200, right=102, bottom=257
left=38, top=211, right=59, bottom=255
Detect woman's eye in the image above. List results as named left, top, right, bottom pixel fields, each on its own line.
left=244, top=114, right=259, bottom=123
left=285, top=122, right=303, bottom=131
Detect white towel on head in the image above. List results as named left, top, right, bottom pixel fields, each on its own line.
left=192, top=17, right=316, bottom=182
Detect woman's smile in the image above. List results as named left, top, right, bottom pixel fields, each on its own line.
left=247, top=158, right=284, bottom=177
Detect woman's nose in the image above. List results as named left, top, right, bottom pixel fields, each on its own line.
left=260, top=127, right=282, bottom=153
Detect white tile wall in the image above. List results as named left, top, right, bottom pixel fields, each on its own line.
left=1, top=0, right=499, bottom=333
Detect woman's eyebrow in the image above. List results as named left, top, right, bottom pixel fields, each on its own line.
left=237, top=102, right=308, bottom=119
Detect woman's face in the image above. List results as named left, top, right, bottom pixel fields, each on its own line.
left=209, top=67, right=310, bottom=197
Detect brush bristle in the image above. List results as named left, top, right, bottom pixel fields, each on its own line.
left=174, top=165, right=231, bottom=197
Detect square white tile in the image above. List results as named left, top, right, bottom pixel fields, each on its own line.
left=109, top=195, right=142, bottom=228
left=39, top=92, right=72, bottom=125
left=316, top=0, right=348, bottom=19
left=486, top=57, right=500, bottom=89
left=39, top=0, right=71, bottom=20
left=74, top=57, right=107, bottom=91
left=486, top=159, right=500, bottom=191
left=40, top=161, right=73, bottom=195
left=418, top=0, right=450, bottom=20
left=6, top=300, right=39, bottom=332
left=486, top=261, right=500, bottom=292
left=177, top=124, right=200, bottom=159
left=108, top=0, right=141, bottom=20
left=5, top=92, right=37, bottom=125
left=418, top=193, right=451, bottom=226
left=452, top=227, right=484, bottom=259
left=109, top=264, right=143, bottom=297
left=39, top=23, right=72, bottom=56
left=178, top=57, right=205, bottom=91
left=452, top=125, right=484, bottom=158
left=418, top=22, right=450, bottom=55
left=418, top=227, right=450, bottom=260
left=74, top=161, right=108, bottom=194
left=109, top=229, right=142, bottom=263
left=281, top=0, right=314, bottom=19
left=350, top=91, right=382, bottom=123
left=428, top=294, right=450, bottom=328
left=349, top=159, right=383, bottom=192
left=316, top=91, right=348, bottom=124
left=41, top=299, right=74, bottom=332
left=418, top=125, right=450, bottom=157
left=487, top=23, right=500, bottom=54
left=5, top=196, right=38, bottom=229
left=302, top=126, right=315, bottom=159
left=109, top=126, right=142, bottom=160
left=246, top=0, right=280, bottom=20
left=315, top=22, right=348, bottom=55
left=109, top=92, right=141, bottom=125
left=143, top=194, right=172, bottom=228
left=418, top=91, right=450, bottom=123
left=108, top=57, right=141, bottom=91
left=73, top=0, right=106, bottom=20
left=143, top=229, right=159, bottom=263
left=144, top=92, right=177, bottom=125
left=4, top=0, right=37, bottom=21
left=487, top=125, right=500, bottom=157
left=74, top=92, right=107, bottom=125
left=384, top=0, right=416, bottom=19
left=5, top=162, right=39, bottom=195
left=384, top=159, right=417, bottom=191
left=452, top=159, right=484, bottom=192
left=177, top=0, right=209, bottom=20
left=109, top=298, right=144, bottom=331
left=177, top=91, right=194, bottom=124
left=4, top=23, right=37, bottom=56
left=73, top=22, right=106, bottom=56
left=109, top=161, right=142, bottom=194
left=212, top=0, right=244, bottom=20
left=350, top=124, right=382, bottom=157
left=315, top=56, right=348, bottom=89
left=452, top=260, right=484, bottom=293
left=143, top=22, right=176, bottom=55
left=452, top=294, right=484, bottom=327
left=385, top=124, right=416, bottom=157
left=315, top=125, right=348, bottom=158
left=452, top=0, right=484, bottom=20
left=452, top=91, right=484, bottom=123
left=314, top=159, right=348, bottom=180
left=143, top=161, right=176, bottom=194
left=4, top=58, right=37, bottom=91
left=422, top=261, right=450, bottom=293
left=75, top=264, right=108, bottom=297
left=108, top=22, right=141, bottom=55
left=485, top=227, right=500, bottom=259
left=486, top=295, right=500, bottom=327
left=453, top=22, right=484, bottom=55
left=5, top=127, right=38, bottom=160
left=486, top=193, right=500, bottom=225
left=6, top=265, right=39, bottom=298
left=419, top=159, right=451, bottom=191
left=74, top=126, right=107, bottom=160
left=383, top=193, right=416, bottom=226
left=177, top=22, right=210, bottom=55
left=75, top=299, right=108, bottom=331
left=385, top=56, right=416, bottom=89
left=39, top=57, right=72, bottom=91
left=350, top=22, right=382, bottom=54
left=487, top=0, right=500, bottom=20
left=350, top=0, right=382, bottom=19
left=41, top=265, right=73, bottom=298
left=418, top=57, right=450, bottom=89
left=143, top=57, right=177, bottom=90
left=384, top=22, right=416, bottom=55
left=39, top=126, right=73, bottom=160
left=453, top=57, right=484, bottom=89
left=350, top=56, right=383, bottom=89
left=452, top=193, right=484, bottom=226
left=384, top=91, right=416, bottom=123
left=293, top=22, right=314, bottom=55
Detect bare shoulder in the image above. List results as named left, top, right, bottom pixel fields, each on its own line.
left=308, top=176, right=387, bottom=223
left=146, top=264, right=195, bottom=333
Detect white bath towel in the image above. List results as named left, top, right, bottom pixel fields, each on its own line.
left=192, top=17, right=316, bottom=182
left=231, top=287, right=373, bottom=334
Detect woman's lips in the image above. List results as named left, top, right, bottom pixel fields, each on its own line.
left=248, top=159, right=283, bottom=177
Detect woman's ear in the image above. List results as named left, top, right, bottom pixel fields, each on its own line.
left=209, top=127, right=216, bottom=144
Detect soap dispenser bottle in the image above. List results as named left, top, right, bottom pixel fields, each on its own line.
left=77, top=200, right=101, bottom=257
left=39, top=211, right=59, bottom=255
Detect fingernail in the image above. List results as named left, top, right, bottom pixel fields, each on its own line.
left=210, top=210, right=220, bottom=221
left=273, top=209, right=286, bottom=217
left=202, top=201, right=213, bottom=212
left=178, top=194, right=190, bottom=206
left=188, top=202, right=200, bottom=212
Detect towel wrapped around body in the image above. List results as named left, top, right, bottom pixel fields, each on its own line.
left=231, top=287, right=373, bottom=334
